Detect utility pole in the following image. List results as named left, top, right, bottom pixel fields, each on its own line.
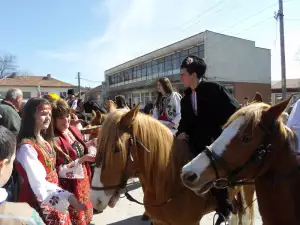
left=77, top=72, right=81, bottom=99
left=275, top=0, right=287, bottom=99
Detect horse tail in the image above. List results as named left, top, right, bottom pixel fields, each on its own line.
left=230, top=185, right=255, bottom=225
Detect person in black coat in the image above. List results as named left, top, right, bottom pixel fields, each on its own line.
left=177, top=55, right=240, bottom=225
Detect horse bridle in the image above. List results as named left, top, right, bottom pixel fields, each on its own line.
left=202, top=122, right=272, bottom=189
left=90, top=127, right=181, bottom=207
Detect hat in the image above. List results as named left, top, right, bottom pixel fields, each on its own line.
left=67, top=89, right=75, bottom=95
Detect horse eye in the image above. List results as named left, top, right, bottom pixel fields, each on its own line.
left=240, top=135, right=252, bottom=143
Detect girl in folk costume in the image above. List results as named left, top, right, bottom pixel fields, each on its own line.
left=15, top=98, right=85, bottom=225
left=152, top=77, right=182, bottom=135
left=51, top=99, right=96, bottom=225
left=115, top=95, right=130, bottom=109
left=287, top=99, right=300, bottom=152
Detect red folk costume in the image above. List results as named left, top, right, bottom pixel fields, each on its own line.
left=53, top=125, right=93, bottom=225
left=16, top=139, right=72, bottom=225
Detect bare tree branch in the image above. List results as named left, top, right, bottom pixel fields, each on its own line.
left=0, top=53, right=18, bottom=78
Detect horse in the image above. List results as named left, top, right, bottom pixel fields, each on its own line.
left=89, top=102, right=255, bottom=225
left=181, top=95, right=300, bottom=225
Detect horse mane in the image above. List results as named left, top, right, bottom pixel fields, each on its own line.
left=97, top=110, right=191, bottom=200
left=225, top=102, right=298, bottom=152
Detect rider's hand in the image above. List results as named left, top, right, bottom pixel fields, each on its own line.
left=70, top=113, right=83, bottom=125
left=78, top=154, right=95, bottom=164
left=177, top=132, right=188, bottom=141
left=68, top=195, right=86, bottom=210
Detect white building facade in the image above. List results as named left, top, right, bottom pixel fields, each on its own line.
left=104, top=30, right=271, bottom=108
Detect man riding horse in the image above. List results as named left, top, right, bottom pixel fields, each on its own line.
left=177, top=55, right=240, bottom=225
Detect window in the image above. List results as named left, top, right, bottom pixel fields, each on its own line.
left=136, top=65, right=141, bottom=78
left=132, top=67, right=137, bottom=79
left=23, top=92, right=31, bottom=99
left=125, top=69, right=131, bottom=81
left=152, top=60, right=158, bottom=78
left=142, top=64, right=147, bottom=78
left=41, top=92, right=48, bottom=96
left=60, top=92, right=66, bottom=97
left=189, top=46, right=198, bottom=56
left=199, top=44, right=205, bottom=58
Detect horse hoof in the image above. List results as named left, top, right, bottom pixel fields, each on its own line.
left=141, top=214, right=150, bottom=221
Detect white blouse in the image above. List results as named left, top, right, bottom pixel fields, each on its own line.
left=287, top=99, right=300, bottom=152
left=17, top=144, right=74, bottom=212
left=153, top=92, right=182, bottom=130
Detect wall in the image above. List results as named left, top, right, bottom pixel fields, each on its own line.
left=234, top=82, right=271, bottom=103
left=205, top=31, right=271, bottom=84
left=0, top=86, right=72, bottom=100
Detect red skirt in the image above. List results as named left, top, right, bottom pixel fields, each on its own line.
left=16, top=163, right=72, bottom=225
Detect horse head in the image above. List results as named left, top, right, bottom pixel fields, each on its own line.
left=91, top=110, right=105, bottom=126
left=89, top=103, right=177, bottom=212
left=181, top=96, right=295, bottom=195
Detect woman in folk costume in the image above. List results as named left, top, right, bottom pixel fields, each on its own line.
left=51, top=98, right=96, bottom=225
left=152, top=77, right=182, bottom=135
left=287, top=99, right=300, bottom=152
left=15, top=98, right=85, bottom=225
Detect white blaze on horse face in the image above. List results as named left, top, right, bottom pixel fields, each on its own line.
left=90, top=167, right=113, bottom=211
left=182, top=116, right=246, bottom=180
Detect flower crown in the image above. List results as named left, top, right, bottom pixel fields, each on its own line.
left=186, top=57, right=194, bottom=65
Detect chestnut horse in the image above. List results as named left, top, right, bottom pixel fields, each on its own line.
left=181, top=96, right=300, bottom=225
left=89, top=103, right=255, bottom=225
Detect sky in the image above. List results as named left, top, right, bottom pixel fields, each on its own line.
left=0, top=0, right=299, bottom=87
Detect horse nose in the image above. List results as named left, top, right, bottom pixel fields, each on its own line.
left=182, top=171, right=198, bottom=183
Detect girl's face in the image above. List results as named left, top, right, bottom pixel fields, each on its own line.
left=35, top=104, right=52, bottom=131
left=157, top=81, right=164, bottom=94
left=55, top=114, right=71, bottom=133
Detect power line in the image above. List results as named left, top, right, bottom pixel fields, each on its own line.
left=80, top=77, right=103, bottom=83
left=177, top=0, right=227, bottom=29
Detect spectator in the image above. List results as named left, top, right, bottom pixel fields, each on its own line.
left=0, top=88, right=23, bottom=135
left=0, top=126, right=45, bottom=224
left=115, top=95, right=129, bottom=109
left=0, top=88, right=23, bottom=202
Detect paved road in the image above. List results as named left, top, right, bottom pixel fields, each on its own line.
left=91, top=181, right=262, bottom=225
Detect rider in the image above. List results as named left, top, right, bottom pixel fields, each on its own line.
left=177, top=55, right=240, bottom=224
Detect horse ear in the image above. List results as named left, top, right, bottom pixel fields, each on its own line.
left=92, top=110, right=96, bottom=117
left=120, top=104, right=140, bottom=128
left=252, top=92, right=263, bottom=103
left=96, top=111, right=102, bottom=117
left=262, top=96, right=292, bottom=123
left=107, top=100, right=117, bottom=113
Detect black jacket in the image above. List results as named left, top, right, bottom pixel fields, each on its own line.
left=177, top=80, right=240, bottom=156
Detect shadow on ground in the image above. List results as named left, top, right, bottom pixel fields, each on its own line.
left=107, top=215, right=150, bottom=225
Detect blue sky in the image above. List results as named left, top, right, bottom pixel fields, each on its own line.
left=0, top=0, right=299, bottom=87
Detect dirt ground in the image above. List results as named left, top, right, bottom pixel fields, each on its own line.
left=91, top=181, right=262, bottom=225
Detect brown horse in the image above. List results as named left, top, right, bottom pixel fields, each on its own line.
left=89, top=103, right=255, bottom=225
left=181, top=95, right=300, bottom=225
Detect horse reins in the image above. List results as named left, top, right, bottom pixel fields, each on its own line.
left=90, top=128, right=181, bottom=207
left=202, top=122, right=272, bottom=189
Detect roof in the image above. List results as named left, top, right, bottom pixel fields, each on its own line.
left=89, top=85, right=102, bottom=93
left=0, top=75, right=75, bottom=87
left=272, top=79, right=300, bottom=89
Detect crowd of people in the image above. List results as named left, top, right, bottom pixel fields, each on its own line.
left=0, top=55, right=299, bottom=225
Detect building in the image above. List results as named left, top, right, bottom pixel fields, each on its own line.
left=85, top=85, right=102, bottom=102
left=0, top=74, right=75, bottom=100
left=271, top=78, right=300, bottom=104
left=103, top=30, right=271, bottom=108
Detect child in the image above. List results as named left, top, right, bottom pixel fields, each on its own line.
left=0, top=125, right=45, bottom=224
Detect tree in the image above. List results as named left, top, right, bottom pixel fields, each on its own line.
left=0, top=53, right=18, bottom=78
